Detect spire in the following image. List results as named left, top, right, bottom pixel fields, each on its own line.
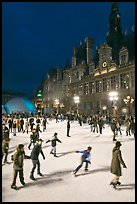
left=106, top=2, right=124, bottom=64
left=111, top=2, right=118, bottom=11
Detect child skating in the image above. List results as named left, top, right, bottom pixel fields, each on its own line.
left=73, top=146, right=92, bottom=176
left=46, top=132, right=62, bottom=157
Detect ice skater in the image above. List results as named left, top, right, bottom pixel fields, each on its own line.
left=28, top=128, right=39, bottom=150
left=30, top=139, right=45, bottom=180
left=46, top=132, right=62, bottom=157
left=110, top=141, right=127, bottom=188
left=2, top=138, right=10, bottom=164
left=11, top=144, right=30, bottom=190
left=73, top=146, right=92, bottom=176
left=67, top=120, right=71, bottom=137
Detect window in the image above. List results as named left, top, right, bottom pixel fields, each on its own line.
left=76, top=71, right=79, bottom=79
left=96, top=80, right=100, bottom=93
left=103, top=78, right=107, bottom=92
left=111, top=76, right=116, bottom=90
left=89, top=82, right=95, bottom=93
left=120, top=73, right=126, bottom=89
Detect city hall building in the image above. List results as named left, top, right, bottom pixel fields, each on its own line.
left=36, top=3, right=135, bottom=116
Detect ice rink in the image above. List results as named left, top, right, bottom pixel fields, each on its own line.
left=2, top=119, right=135, bottom=202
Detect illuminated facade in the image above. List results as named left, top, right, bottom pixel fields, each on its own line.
left=41, top=3, right=135, bottom=116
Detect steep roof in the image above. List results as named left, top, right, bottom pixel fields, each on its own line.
left=122, top=31, right=135, bottom=61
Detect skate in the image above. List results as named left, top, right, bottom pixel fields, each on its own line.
left=20, top=181, right=26, bottom=186
left=72, top=170, right=77, bottom=177
left=50, top=151, right=54, bottom=154
left=110, top=181, right=117, bottom=189
left=30, top=175, right=36, bottom=180
left=11, top=185, right=18, bottom=190
left=85, top=168, right=89, bottom=172
left=37, top=172, right=43, bottom=176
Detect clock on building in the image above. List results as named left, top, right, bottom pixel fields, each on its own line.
left=102, top=61, right=107, bottom=67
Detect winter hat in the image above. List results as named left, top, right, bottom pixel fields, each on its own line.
left=54, top=132, right=58, bottom=136
left=18, top=144, right=24, bottom=149
left=115, top=141, right=122, bottom=147
left=87, top=146, right=92, bottom=151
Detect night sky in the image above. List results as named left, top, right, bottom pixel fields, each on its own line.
left=2, top=2, right=135, bottom=97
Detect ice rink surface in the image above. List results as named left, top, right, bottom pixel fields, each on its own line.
left=2, top=119, right=135, bottom=202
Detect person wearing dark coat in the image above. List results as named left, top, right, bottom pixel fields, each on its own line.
left=46, top=133, right=62, bottom=157
left=98, top=118, right=104, bottom=134
left=67, top=120, right=71, bottom=137
left=11, top=144, right=30, bottom=190
left=28, top=128, right=39, bottom=150
left=110, top=119, right=117, bottom=141
left=29, top=117, right=35, bottom=132
left=2, top=138, right=10, bottom=164
left=8, top=117, right=13, bottom=133
left=2, top=124, right=9, bottom=140
left=30, top=139, right=45, bottom=180
left=130, top=117, right=135, bottom=137
left=20, top=118, right=24, bottom=132
left=110, top=141, right=127, bottom=188
left=42, top=117, right=47, bottom=132
left=36, top=123, right=42, bottom=137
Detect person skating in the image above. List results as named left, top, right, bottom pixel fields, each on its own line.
left=8, top=117, right=13, bottom=133
left=11, top=144, right=30, bottom=190
left=2, top=123, right=10, bottom=140
left=12, top=120, right=17, bottom=136
left=46, top=132, right=62, bottom=157
left=73, top=146, right=92, bottom=176
left=110, top=141, right=127, bottom=188
left=28, top=128, right=39, bottom=150
left=30, top=139, right=45, bottom=180
left=2, top=138, right=10, bottom=164
left=24, top=118, right=29, bottom=134
left=42, top=117, right=47, bottom=132
left=36, top=123, right=42, bottom=137
left=67, top=120, right=71, bottom=137
left=110, top=119, right=117, bottom=141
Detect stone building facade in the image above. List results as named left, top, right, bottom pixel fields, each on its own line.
left=40, top=3, right=135, bottom=116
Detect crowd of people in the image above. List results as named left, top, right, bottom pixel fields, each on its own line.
left=2, top=112, right=135, bottom=190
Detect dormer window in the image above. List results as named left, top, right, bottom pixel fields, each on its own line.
left=119, top=47, right=128, bottom=65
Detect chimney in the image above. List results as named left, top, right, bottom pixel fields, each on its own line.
left=72, top=47, right=77, bottom=67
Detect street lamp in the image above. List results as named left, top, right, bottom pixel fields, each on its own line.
left=41, top=105, right=43, bottom=116
left=102, top=105, right=107, bottom=115
left=54, top=99, right=59, bottom=114
left=123, top=95, right=134, bottom=115
left=74, top=96, right=80, bottom=115
left=109, top=91, right=118, bottom=117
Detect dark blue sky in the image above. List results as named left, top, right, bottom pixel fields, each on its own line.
left=2, top=2, right=135, bottom=97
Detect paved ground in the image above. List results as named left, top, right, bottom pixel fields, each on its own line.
left=2, top=119, right=135, bottom=202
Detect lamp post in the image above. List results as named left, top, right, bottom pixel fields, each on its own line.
left=123, top=95, right=134, bottom=115
left=54, top=99, right=59, bottom=114
left=102, top=105, right=107, bottom=115
left=74, top=96, right=80, bottom=115
left=41, top=105, right=43, bottom=116
left=109, top=91, right=118, bottom=117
